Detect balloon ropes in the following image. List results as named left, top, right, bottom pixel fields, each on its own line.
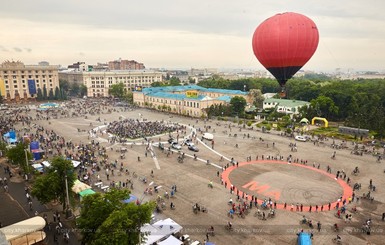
left=252, top=12, right=319, bottom=97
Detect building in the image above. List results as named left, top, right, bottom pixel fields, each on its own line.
left=133, top=85, right=250, bottom=117
left=263, top=98, right=310, bottom=116
left=0, top=61, right=60, bottom=102
left=108, top=59, right=145, bottom=70
left=59, top=70, right=163, bottom=97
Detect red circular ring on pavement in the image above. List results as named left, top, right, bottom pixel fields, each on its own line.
left=221, top=160, right=353, bottom=211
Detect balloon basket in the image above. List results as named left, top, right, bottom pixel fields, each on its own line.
left=279, top=91, right=286, bottom=98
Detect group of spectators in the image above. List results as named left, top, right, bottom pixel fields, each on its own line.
left=107, top=118, right=184, bottom=139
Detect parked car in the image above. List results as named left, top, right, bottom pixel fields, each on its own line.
left=184, top=139, right=194, bottom=147
left=295, top=135, right=307, bottom=142
left=188, top=145, right=199, bottom=152
left=171, top=142, right=182, bottom=150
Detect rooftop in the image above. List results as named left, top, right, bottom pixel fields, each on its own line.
left=264, top=98, right=310, bottom=107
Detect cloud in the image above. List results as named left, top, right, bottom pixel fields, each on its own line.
left=13, top=47, right=23, bottom=52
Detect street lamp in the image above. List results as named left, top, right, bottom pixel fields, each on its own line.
left=24, top=149, right=30, bottom=179
left=64, top=173, right=71, bottom=218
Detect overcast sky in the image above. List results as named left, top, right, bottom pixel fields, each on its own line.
left=1, top=0, right=384, bottom=72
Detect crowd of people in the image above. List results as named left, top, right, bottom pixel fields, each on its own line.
left=107, top=118, right=184, bottom=139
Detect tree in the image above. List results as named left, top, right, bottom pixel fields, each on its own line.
left=43, top=84, right=48, bottom=100
left=249, top=89, right=264, bottom=108
left=6, top=142, right=31, bottom=173
left=76, top=189, right=155, bottom=245
left=36, top=88, right=43, bottom=101
left=59, top=79, right=70, bottom=94
left=70, top=83, right=80, bottom=97
left=31, top=157, right=76, bottom=211
left=79, top=84, right=87, bottom=97
left=0, top=94, right=3, bottom=104
left=54, top=86, right=61, bottom=100
left=230, top=96, right=247, bottom=116
left=168, top=77, right=181, bottom=86
left=48, top=88, right=54, bottom=100
left=122, top=91, right=133, bottom=104
left=310, top=95, right=339, bottom=120
left=108, top=83, right=125, bottom=98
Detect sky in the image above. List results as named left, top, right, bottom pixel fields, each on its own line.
left=1, top=0, right=384, bottom=72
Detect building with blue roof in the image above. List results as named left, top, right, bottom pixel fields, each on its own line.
left=133, top=85, right=250, bottom=117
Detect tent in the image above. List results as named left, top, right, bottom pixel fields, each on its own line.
left=141, top=224, right=165, bottom=245
left=123, top=194, right=138, bottom=204
left=72, top=160, right=81, bottom=168
left=300, top=118, right=310, bottom=124
left=31, top=163, right=44, bottom=173
left=79, top=189, right=96, bottom=197
left=297, top=232, right=312, bottom=245
left=31, top=149, right=44, bottom=160
left=71, top=180, right=92, bottom=194
left=158, top=235, right=183, bottom=245
left=41, top=161, right=51, bottom=168
left=152, top=218, right=183, bottom=236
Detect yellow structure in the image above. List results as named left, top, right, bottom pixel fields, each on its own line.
left=185, top=90, right=198, bottom=98
left=311, top=117, right=328, bottom=127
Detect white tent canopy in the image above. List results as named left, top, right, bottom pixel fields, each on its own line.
left=141, top=219, right=183, bottom=245
left=152, top=218, right=183, bottom=236
left=158, top=235, right=183, bottom=245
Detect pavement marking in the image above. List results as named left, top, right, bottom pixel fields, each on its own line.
left=221, top=160, right=353, bottom=211
left=148, top=143, right=160, bottom=170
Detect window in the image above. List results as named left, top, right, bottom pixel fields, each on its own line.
left=14, top=85, right=18, bottom=88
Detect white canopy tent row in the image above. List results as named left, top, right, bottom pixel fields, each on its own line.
left=141, top=218, right=183, bottom=245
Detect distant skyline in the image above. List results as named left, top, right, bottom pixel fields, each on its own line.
left=1, top=0, right=384, bottom=72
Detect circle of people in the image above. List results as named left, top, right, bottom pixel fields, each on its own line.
left=107, top=118, right=183, bottom=139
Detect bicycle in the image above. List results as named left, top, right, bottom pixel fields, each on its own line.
left=332, top=238, right=342, bottom=244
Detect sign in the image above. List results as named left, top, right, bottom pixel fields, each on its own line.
left=28, top=80, right=37, bottom=95
left=185, top=90, right=198, bottom=98
left=0, top=78, right=5, bottom=96
left=135, top=86, right=142, bottom=92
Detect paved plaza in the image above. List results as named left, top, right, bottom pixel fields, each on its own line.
left=2, top=99, right=385, bottom=244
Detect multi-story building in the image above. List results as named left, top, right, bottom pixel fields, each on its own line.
left=0, top=61, right=60, bottom=102
left=108, top=59, right=145, bottom=70
left=59, top=70, right=163, bottom=97
left=133, top=85, right=251, bottom=117
left=262, top=98, right=310, bottom=116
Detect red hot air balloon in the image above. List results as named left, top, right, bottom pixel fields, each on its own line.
left=252, top=12, right=319, bottom=97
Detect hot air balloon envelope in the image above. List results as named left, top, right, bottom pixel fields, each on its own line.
left=252, top=12, right=319, bottom=89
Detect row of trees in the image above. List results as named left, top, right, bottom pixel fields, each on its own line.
left=35, top=85, right=67, bottom=101
left=198, top=76, right=385, bottom=137
left=202, top=96, right=247, bottom=118
left=108, top=83, right=133, bottom=103
left=59, top=80, right=87, bottom=98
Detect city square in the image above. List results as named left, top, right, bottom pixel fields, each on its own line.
left=2, top=99, right=383, bottom=244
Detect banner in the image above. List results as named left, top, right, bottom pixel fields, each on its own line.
left=0, top=78, right=5, bottom=96
left=135, top=86, right=142, bottom=92
left=185, top=90, right=198, bottom=98
left=28, top=80, right=37, bottom=94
